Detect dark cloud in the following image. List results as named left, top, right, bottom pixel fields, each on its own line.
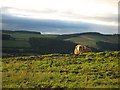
left=1, top=12, right=118, bottom=34
left=2, top=14, right=89, bottom=33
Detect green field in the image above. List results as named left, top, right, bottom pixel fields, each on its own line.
left=2, top=51, right=120, bottom=88
left=65, top=35, right=119, bottom=48
left=2, top=40, right=31, bottom=48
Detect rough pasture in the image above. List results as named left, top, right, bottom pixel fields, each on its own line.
left=2, top=51, right=120, bottom=88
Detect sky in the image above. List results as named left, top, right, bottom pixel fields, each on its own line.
left=0, top=0, right=119, bottom=34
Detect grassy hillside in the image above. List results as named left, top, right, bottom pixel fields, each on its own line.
left=58, top=32, right=119, bottom=49
left=2, top=51, right=120, bottom=88
left=2, top=30, right=57, bottom=40
left=2, top=30, right=120, bottom=57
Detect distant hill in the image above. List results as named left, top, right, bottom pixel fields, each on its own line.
left=2, top=30, right=41, bottom=34
left=2, top=30, right=120, bottom=57
left=59, top=32, right=120, bottom=51
left=57, top=32, right=104, bottom=39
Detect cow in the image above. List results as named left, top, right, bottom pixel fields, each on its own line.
left=74, top=44, right=92, bottom=55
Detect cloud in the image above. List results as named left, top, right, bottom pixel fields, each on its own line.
left=1, top=7, right=57, bottom=14
left=1, top=0, right=118, bottom=34
left=1, top=6, right=118, bottom=26
left=60, top=10, right=117, bottom=26
left=1, top=14, right=118, bottom=34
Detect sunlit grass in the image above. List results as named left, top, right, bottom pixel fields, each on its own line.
left=2, top=51, right=120, bottom=88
